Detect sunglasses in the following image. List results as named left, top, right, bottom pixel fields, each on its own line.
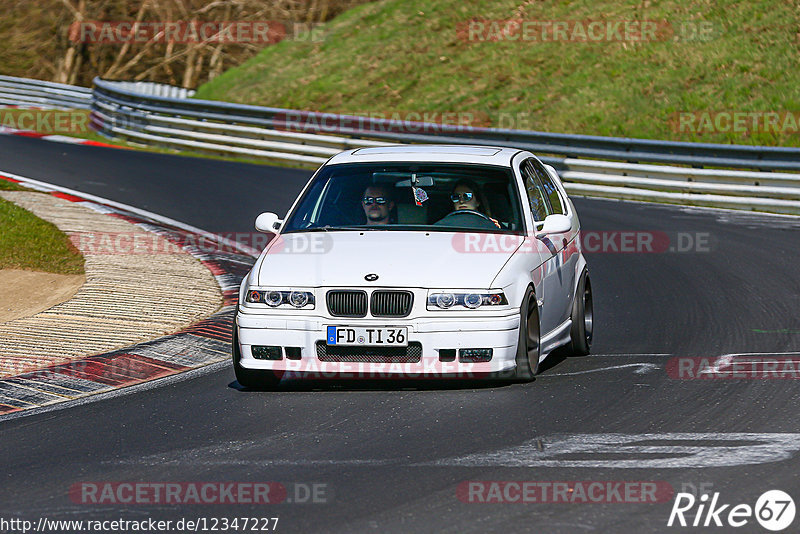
left=362, top=196, right=388, bottom=205
left=451, top=192, right=474, bottom=203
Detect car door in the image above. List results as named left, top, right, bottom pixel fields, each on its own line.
left=544, top=163, right=582, bottom=321
left=533, top=159, right=578, bottom=326
left=520, top=158, right=562, bottom=336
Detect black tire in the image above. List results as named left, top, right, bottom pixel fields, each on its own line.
left=568, top=270, right=593, bottom=356
left=514, top=287, right=541, bottom=380
left=232, top=327, right=282, bottom=389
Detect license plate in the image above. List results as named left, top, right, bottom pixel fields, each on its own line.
left=326, top=326, right=408, bottom=347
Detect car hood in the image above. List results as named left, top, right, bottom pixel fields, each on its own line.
left=255, top=231, right=521, bottom=288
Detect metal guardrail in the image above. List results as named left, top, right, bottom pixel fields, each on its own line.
left=0, top=75, right=92, bottom=109
left=91, top=77, right=800, bottom=172
left=99, top=80, right=196, bottom=99
left=1, top=75, right=800, bottom=214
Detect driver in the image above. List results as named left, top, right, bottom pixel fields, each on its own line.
left=449, top=180, right=500, bottom=228
left=362, top=184, right=395, bottom=225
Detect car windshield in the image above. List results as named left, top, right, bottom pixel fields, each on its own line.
left=282, top=163, right=524, bottom=234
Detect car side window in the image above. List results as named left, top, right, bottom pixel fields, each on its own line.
left=532, top=160, right=564, bottom=215
left=521, top=160, right=550, bottom=222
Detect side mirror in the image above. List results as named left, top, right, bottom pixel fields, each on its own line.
left=255, top=212, right=282, bottom=234
left=535, top=214, right=571, bottom=238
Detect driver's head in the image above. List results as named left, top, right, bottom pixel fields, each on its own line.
left=362, top=185, right=394, bottom=225
left=451, top=180, right=481, bottom=212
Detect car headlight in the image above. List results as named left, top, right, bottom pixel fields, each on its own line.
left=427, top=291, right=508, bottom=310
left=463, top=293, right=483, bottom=309
left=266, top=290, right=283, bottom=307
left=435, top=292, right=456, bottom=309
left=288, top=290, right=309, bottom=308
left=246, top=289, right=315, bottom=309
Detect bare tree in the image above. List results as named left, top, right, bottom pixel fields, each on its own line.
left=3, top=0, right=370, bottom=88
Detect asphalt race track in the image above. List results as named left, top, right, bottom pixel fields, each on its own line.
left=2, top=135, right=800, bottom=533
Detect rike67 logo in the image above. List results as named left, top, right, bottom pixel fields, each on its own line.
left=668, top=490, right=795, bottom=531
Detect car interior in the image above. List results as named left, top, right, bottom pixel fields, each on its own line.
left=289, top=165, right=523, bottom=232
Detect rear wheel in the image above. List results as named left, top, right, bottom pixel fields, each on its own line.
left=568, top=270, right=593, bottom=356
left=514, top=287, right=541, bottom=380
left=232, top=327, right=282, bottom=389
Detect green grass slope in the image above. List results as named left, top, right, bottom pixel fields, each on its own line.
left=0, top=181, right=85, bottom=275
left=194, top=0, right=800, bottom=147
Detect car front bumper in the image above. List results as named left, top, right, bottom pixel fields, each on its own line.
left=236, top=312, right=520, bottom=377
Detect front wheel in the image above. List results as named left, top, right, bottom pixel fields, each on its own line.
left=568, top=270, right=593, bottom=356
left=514, top=287, right=541, bottom=380
left=232, top=327, right=282, bottom=389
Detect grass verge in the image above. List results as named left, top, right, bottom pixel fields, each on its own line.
left=0, top=180, right=85, bottom=274
left=194, top=0, right=800, bottom=147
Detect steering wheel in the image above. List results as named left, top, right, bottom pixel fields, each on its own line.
left=435, top=209, right=497, bottom=229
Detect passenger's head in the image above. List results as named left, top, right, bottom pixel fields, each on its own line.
left=362, top=184, right=395, bottom=225
left=451, top=179, right=490, bottom=216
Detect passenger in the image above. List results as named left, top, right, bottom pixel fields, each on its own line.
left=361, top=185, right=395, bottom=225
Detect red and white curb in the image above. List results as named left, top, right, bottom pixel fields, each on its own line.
left=0, top=124, right=123, bottom=149
left=0, top=171, right=256, bottom=419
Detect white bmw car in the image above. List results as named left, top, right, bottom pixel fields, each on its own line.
left=233, top=145, right=592, bottom=387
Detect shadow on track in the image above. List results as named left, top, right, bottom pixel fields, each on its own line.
left=227, top=349, right=582, bottom=392
left=228, top=378, right=521, bottom=392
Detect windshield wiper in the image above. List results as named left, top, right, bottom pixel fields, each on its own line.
left=298, top=225, right=377, bottom=232
left=334, top=225, right=383, bottom=231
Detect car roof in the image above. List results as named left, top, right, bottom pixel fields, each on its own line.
left=326, top=145, right=525, bottom=166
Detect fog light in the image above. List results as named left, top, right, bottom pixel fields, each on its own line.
left=285, top=347, right=302, bottom=360
left=252, top=346, right=283, bottom=360
left=459, top=348, right=493, bottom=363
left=438, top=349, right=456, bottom=362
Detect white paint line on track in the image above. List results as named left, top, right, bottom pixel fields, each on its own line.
left=423, top=433, right=800, bottom=469
left=37, top=135, right=87, bottom=144
left=550, top=352, right=800, bottom=378
left=541, top=363, right=661, bottom=377
left=110, top=457, right=404, bottom=467
left=703, top=354, right=735, bottom=375
left=106, top=432, right=800, bottom=469
left=700, top=352, right=800, bottom=375
left=715, top=351, right=800, bottom=356
left=584, top=353, right=673, bottom=357
left=0, top=169, right=260, bottom=258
